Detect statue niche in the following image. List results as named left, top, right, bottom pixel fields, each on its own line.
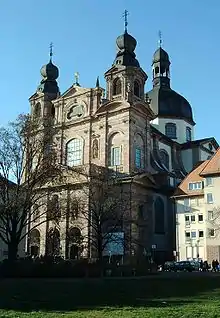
left=92, top=139, right=99, bottom=159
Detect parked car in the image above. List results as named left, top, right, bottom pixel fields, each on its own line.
left=174, top=261, right=195, bottom=272
left=163, top=261, right=176, bottom=271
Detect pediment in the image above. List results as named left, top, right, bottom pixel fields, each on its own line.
left=133, top=102, right=155, bottom=119
left=58, top=85, right=90, bottom=100
left=96, top=100, right=130, bottom=115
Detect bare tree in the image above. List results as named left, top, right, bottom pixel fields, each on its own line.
left=0, top=114, right=62, bottom=262
left=68, top=165, right=130, bottom=264
left=207, top=207, right=220, bottom=237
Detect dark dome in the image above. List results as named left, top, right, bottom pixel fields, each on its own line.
left=147, top=87, right=195, bottom=125
left=116, top=31, right=137, bottom=52
left=153, top=47, right=169, bottom=63
left=40, top=61, right=59, bottom=80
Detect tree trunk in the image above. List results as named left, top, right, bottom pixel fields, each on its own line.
left=8, top=242, right=18, bottom=263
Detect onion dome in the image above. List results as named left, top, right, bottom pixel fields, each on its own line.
left=116, top=31, right=137, bottom=53
left=40, top=61, right=59, bottom=80
left=153, top=47, right=170, bottom=64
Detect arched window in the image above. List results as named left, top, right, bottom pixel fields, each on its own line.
left=186, top=127, right=192, bottom=142
left=34, top=103, right=41, bottom=119
left=134, top=80, right=140, bottom=97
left=66, top=138, right=83, bottom=166
left=165, top=123, right=177, bottom=139
left=92, top=139, right=99, bottom=159
left=134, top=134, right=145, bottom=169
left=159, top=149, right=169, bottom=170
left=109, top=133, right=122, bottom=166
left=154, top=197, right=165, bottom=234
left=48, top=195, right=61, bottom=220
left=30, top=229, right=40, bottom=257
left=46, top=228, right=60, bottom=257
left=155, top=66, right=160, bottom=75
left=113, top=78, right=122, bottom=95
left=67, top=227, right=83, bottom=259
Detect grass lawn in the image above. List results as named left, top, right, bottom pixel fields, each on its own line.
left=1, top=273, right=220, bottom=317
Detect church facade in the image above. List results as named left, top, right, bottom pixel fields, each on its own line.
left=27, top=26, right=218, bottom=264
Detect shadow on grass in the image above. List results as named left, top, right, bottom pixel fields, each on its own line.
left=0, top=273, right=220, bottom=313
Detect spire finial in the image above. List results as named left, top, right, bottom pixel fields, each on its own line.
left=96, top=76, right=100, bottom=88
left=74, top=72, right=80, bottom=86
left=158, top=30, right=162, bottom=47
left=123, top=9, right=129, bottom=33
left=49, top=42, right=53, bottom=62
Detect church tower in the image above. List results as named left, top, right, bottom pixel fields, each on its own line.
left=147, top=37, right=195, bottom=144
left=104, top=11, right=147, bottom=105
left=29, top=44, right=60, bottom=121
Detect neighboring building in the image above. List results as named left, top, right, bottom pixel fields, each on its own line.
left=27, top=21, right=218, bottom=264
left=174, top=148, right=220, bottom=263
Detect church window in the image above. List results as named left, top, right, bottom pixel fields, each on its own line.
left=186, top=127, right=192, bottom=142
left=113, top=78, right=122, bottom=95
left=134, top=80, right=140, bottom=97
left=159, top=149, right=169, bottom=170
left=66, top=138, right=83, bottom=166
left=111, top=147, right=121, bottom=166
left=165, top=123, right=177, bottom=139
left=92, top=139, right=99, bottom=159
left=134, top=134, right=145, bottom=169
left=155, top=66, right=160, bottom=75
left=108, top=132, right=122, bottom=167
left=154, top=197, right=165, bottom=234
left=48, top=195, right=61, bottom=220
left=34, top=103, right=41, bottom=119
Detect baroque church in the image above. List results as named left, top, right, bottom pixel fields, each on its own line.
left=27, top=22, right=218, bottom=264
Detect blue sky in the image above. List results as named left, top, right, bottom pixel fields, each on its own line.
left=0, top=0, right=219, bottom=142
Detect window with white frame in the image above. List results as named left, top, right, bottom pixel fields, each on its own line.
left=191, top=231, right=196, bottom=239
left=198, top=214, right=203, bottom=222
left=207, top=193, right=213, bottom=204
left=185, top=231, right=190, bottom=240
left=208, top=229, right=215, bottom=237
left=188, top=182, right=203, bottom=190
left=206, top=177, right=213, bottom=186
left=199, top=230, right=204, bottom=238
left=208, top=210, right=213, bottom=220
left=185, top=215, right=190, bottom=222
left=66, top=138, right=83, bottom=166
left=191, top=215, right=195, bottom=222
left=111, top=147, right=121, bottom=166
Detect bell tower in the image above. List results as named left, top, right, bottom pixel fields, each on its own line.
left=104, top=10, right=147, bottom=104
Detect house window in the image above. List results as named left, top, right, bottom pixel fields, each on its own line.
left=198, top=214, right=203, bottom=222
left=208, top=211, right=213, bottom=220
left=154, top=197, right=165, bottom=234
left=66, top=138, right=83, bottom=166
left=207, top=193, right=213, bottom=204
left=191, top=215, right=195, bottom=223
left=206, top=177, right=213, bottom=186
left=159, top=149, right=169, bottom=170
left=185, top=215, right=190, bottom=222
left=113, top=78, right=122, bottom=95
left=134, top=80, right=140, bottom=97
left=188, top=182, right=203, bottom=190
left=165, top=123, right=177, bottom=139
left=209, top=229, right=215, bottom=237
left=191, top=231, right=196, bottom=239
left=199, top=231, right=204, bottom=238
left=111, top=147, right=121, bottom=166
left=185, top=231, right=190, bottom=239
left=186, top=127, right=192, bottom=142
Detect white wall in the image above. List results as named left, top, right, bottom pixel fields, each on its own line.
left=151, top=117, right=194, bottom=144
